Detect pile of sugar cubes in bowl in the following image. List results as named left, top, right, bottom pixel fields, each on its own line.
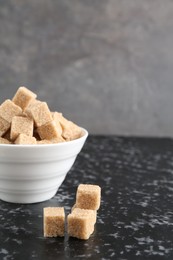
left=0, top=86, right=85, bottom=145
left=0, top=87, right=88, bottom=203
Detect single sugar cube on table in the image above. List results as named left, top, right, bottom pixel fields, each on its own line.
left=0, top=117, right=10, bottom=137
left=76, top=184, right=101, bottom=210
left=43, top=207, right=65, bottom=237
left=15, top=134, right=37, bottom=145
left=12, top=86, right=37, bottom=110
left=25, top=101, right=52, bottom=127
left=10, top=116, right=34, bottom=141
left=0, top=99, right=22, bottom=123
left=67, top=208, right=95, bottom=240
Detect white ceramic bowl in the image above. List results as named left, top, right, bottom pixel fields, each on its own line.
left=0, top=128, right=88, bottom=204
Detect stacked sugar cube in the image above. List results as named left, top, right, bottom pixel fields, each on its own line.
left=0, top=87, right=82, bottom=145
left=68, top=184, right=101, bottom=239
left=43, top=184, right=101, bottom=240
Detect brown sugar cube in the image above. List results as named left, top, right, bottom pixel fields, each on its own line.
left=37, top=120, right=62, bottom=140
left=0, top=99, right=22, bottom=123
left=0, top=137, right=12, bottom=144
left=52, top=112, right=63, bottom=136
left=37, top=140, right=52, bottom=144
left=76, top=184, right=101, bottom=210
left=52, top=112, right=82, bottom=141
left=67, top=209, right=95, bottom=240
left=25, top=101, right=52, bottom=127
left=62, top=121, right=82, bottom=141
left=25, top=99, right=41, bottom=111
left=44, top=207, right=65, bottom=237
left=21, top=111, right=30, bottom=117
left=49, top=136, right=65, bottom=144
left=54, top=120, right=63, bottom=136
left=52, top=112, right=68, bottom=129
left=12, top=86, right=37, bottom=110
left=37, top=137, right=65, bottom=144
left=10, top=116, right=34, bottom=141
left=0, top=117, right=10, bottom=136
left=72, top=207, right=97, bottom=224
left=15, top=134, right=37, bottom=145
left=24, top=99, right=41, bottom=126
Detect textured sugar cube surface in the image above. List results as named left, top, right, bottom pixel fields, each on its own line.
left=76, top=184, right=101, bottom=210
left=0, top=100, right=22, bottom=123
left=71, top=207, right=97, bottom=224
left=52, top=112, right=63, bottom=135
left=44, top=207, right=65, bottom=237
left=48, top=136, right=65, bottom=143
left=10, top=116, right=34, bottom=141
left=52, top=112, right=82, bottom=141
left=37, top=137, right=65, bottom=144
left=62, top=121, right=82, bottom=141
left=12, top=86, right=37, bottom=110
left=52, top=112, right=68, bottom=129
left=37, top=140, right=52, bottom=144
left=0, top=117, right=10, bottom=137
left=15, top=134, right=37, bottom=145
left=24, top=100, right=41, bottom=121
left=37, top=121, right=62, bottom=140
left=25, top=101, right=52, bottom=127
left=67, top=210, right=95, bottom=240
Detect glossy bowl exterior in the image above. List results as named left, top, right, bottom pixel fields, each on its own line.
left=0, top=128, right=88, bottom=203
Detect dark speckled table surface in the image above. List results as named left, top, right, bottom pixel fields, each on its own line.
left=0, top=136, right=173, bottom=260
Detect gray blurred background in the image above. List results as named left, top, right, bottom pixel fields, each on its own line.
left=0, top=0, right=173, bottom=136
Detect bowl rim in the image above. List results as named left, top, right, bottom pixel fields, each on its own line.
left=0, top=127, right=88, bottom=149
